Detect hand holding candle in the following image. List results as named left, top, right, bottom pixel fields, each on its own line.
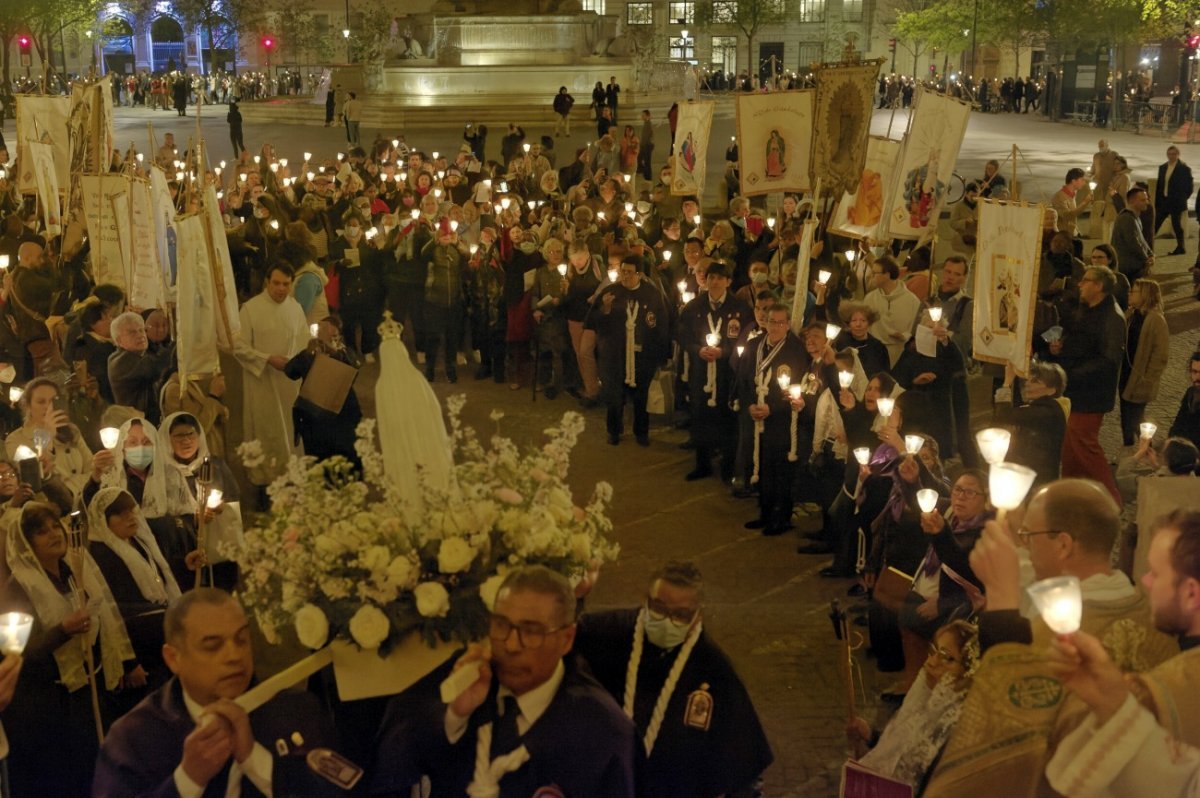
left=99, top=427, right=120, bottom=450
left=916, top=488, right=939, bottom=514
left=0, top=612, right=33, bottom=655
left=988, top=461, right=1037, bottom=522
left=976, top=428, right=1012, bottom=465
left=1139, top=422, right=1157, bottom=440
left=1027, top=576, right=1082, bottom=635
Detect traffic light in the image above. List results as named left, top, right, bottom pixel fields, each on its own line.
left=262, top=35, right=275, bottom=51
left=888, top=37, right=897, bottom=53
left=18, top=35, right=32, bottom=68
left=1188, top=32, right=1200, bottom=51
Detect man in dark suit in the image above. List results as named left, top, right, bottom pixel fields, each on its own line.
left=93, top=589, right=339, bottom=798
left=1155, top=145, right=1193, bottom=255
left=372, top=566, right=636, bottom=797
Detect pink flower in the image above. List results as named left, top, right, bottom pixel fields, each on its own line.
left=495, top=488, right=524, bottom=505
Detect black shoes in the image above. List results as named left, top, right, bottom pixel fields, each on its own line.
left=797, top=542, right=833, bottom=555
left=685, top=467, right=713, bottom=481
left=820, top=566, right=855, bottom=579
left=744, top=518, right=768, bottom=529
left=1170, top=247, right=1186, bottom=256
left=474, top=366, right=491, bottom=380
left=762, top=525, right=790, bottom=537
left=636, top=435, right=650, bottom=447
left=731, top=486, right=757, bottom=499
left=846, top=584, right=868, bottom=597
left=544, top=386, right=559, bottom=400
left=607, top=434, right=620, bottom=446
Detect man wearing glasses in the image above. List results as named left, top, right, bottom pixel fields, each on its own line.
left=921, top=479, right=1178, bottom=796
left=372, top=566, right=635, bottom=797
left=573, top=561, right=772, bottom=797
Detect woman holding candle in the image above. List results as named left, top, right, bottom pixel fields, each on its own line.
left=1, top=501, right=136, bottom=795
left=82, top=418, right=164, bottom=509
left=5, top=377, right=93, bottom=501
left=833, top=302, right=890, bottom=379
left=1119, top=278, right=1170, bottom=447
left=891, top=319, right=965, bottom=458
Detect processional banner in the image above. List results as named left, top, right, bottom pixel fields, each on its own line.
left=885, top=89, right=971, bottom=240
left=28, top=142, right=62, bottom=238
left=790, top=219, right=817, bottom=335
left=79, top=175, right=131, bottom=290
left=149, top=167, right=177, bottom=293
left=811, top=59, right=884, bottom=199
left=828, top=136, right=902, bottom=242
left=67, top=83, right=116, bottom=249
left=175, top=214, right=221, bottom=377
left=127, top=178, right=165, bottom=311
left=15, top=96, right=70, bottom=196
left=203, top=185, right=242, bottom=348
left=971, top=200, right=1043, bottom=375
left=736, top=90, right=814, bottom=196
left=671, top=101, right=715, bottom=197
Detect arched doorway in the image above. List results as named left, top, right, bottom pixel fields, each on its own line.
left=101, top=17, right=135, bottom=75
left=200, top=17, right=236, bottom=74
left=150, top=15, right=185, bottom=73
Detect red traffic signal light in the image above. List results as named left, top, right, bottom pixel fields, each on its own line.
left=262, top=36, right=275, bottom=50
left=18, top=35, right=30, bottom=50
left=1188, top=33, right=1200, bottom=50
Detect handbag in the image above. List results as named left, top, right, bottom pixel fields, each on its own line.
left=873, top=565, right=915, bottom=614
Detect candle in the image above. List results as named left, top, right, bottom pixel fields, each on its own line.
left=917, top=488, right=939, bottom=513
left=844, top=249, right=857, bottom=262
left=817, top=269, right=832, bottom=284
left=254, top=155, right=261, bottom=164
left=705, top=333, right=720, bottom=348
left=692, top=214, right=702, bottom=227
left=853, top=447, right=871, bottom=465
left=449, top=220, right=458, bottom=232
left=523, top=143, right=531, bottom=153
left=608, top=268, right=619, bottom=283
left=269, top=220, right=279, bottom=230
left=788, top=384, right=803, bottom=400
left=928, top=307, right=943, bottom=323
left=0, top=612, right=33, bottom=655
left=432, top=151, right=439, bottom=160
left=736, top=345, right=745, bottom=357
left=469, top=244, right=479, bottom=255
left=527, top=201, right=536, bottom=210
left=623, top=173, right=631, bottom=183
left=557, top=263, right=568, bottom=277
left=410, top=209, right=420, bottom=220
left=989, top=461, right=1037, bottom=513
left=310, top=323, right=319, bottom=337
left=269, top=162, right=279, bottom=173
left=307, top=172, right=315, bottom=181
left=904, top=434, right=925, bottom=455
left=206, top=489, right=224, bottom=510
left=433, top=189, right=442, bottom=199
left=136, top=153, right=144, bottom=163
left=391, top=140, right=399, bottom=149
left=682, top=291, right=695, bottom=303
left=597, top=211, right=606, bottom=221
left=1088, top=181, right=1097, bottom=191
left=777, top=372, right=791, bottom=390
left=365, top=226, right=378, bottom=239
left=175, top=171, right=185, bottom=181
left=838, top=370, right=854, bottom=389
left=304, top=152, right=312, bottom=162
left=0, top=255, right=8, bottom=270
left=8, top=386, right=22, bottom=404
left=13, top=445, right=36, bottom=461
left=825, top=323, right=841, bottom=340
left=767, top=218, right=776, bottom=229
left=976, top=428, right=1011, bottom=465
left=876, top=396, right=895, bottom=418
left=500, top=198, right=511, bottom=211
left=337, top=152, right=344, bottom=160
left=279, top=158, right=288, bottom=167
left=219, top=160, right=226, bottom=169
left=624, top=202, right=634, bottom=213
left=99, top=427, right=120, bottom=450
left=437, top=170, right=445, bottom=180
left=677, top=280, right=687, bottom=295
left=239, top=173, right=247, bottom=183
left=1140, top=422, right=1157, bottom=440
left=663, top=250, right=672, bottom=262
left=1026, top=576, right=1082, bottom=635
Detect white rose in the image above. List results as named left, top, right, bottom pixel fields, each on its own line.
left=414, top=582, right=451, bottom=618
left=386, top=555, right=416, bottom=589
left=570, top=532, right=592, bottom=562
left=348, top=604, right=391, bottom=649
left=438, top=537, right=475, bottom=574
left=294, top=604, right=330, bottom=649
left=479, top=574, right=506, bottom=611
left=359, top=545, right=391, bottom=574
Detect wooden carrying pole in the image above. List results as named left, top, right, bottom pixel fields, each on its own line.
left=66, top=521, right=104, bottom=744
left=829, top=599, right=865, bottom=759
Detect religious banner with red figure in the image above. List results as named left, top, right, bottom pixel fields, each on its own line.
left=671, top=101, right=715, bottom=197
left=972, top=199, right=1044, bottom=375
left=829, top=136, right=902, bottom=242
left=886, top=89, right=971, bottom=240
left=736, top=90, right=814, bottom=196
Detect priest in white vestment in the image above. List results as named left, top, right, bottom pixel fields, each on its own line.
left=234, top=265, right=311, bottom=486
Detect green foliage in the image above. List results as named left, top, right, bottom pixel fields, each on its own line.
left=694, top=0, right=789, bottom=57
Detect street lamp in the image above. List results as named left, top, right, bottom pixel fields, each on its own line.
left=85, top=29, right=96, bottom=77
left=342, top=28, right=351, bottom=63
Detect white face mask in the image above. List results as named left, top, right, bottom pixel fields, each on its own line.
left=641, top=607, right=692, bottom=650
left=346, top=226, right=361, bottom=239
left=751, top=272, right=768, bottom=284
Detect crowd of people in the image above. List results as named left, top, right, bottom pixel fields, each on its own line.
left=0, top=77, right=1198, bottom=795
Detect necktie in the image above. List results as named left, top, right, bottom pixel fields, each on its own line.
left=490, top=695, right=522, bottom=757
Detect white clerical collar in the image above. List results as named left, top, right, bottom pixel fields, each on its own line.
left=1080, top=571, right=1136, bottom=602
left=498, top=659, right=564, bottom=731
left=181, top=687, right=209, bottom=723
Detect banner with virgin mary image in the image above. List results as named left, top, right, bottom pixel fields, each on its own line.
left=972, top=200, right=1044, bottom=375
left=828, top=136, right=902, bottom=242
left=811, top=59, right=884, bottom=199
left=885, top=89, right=971, bottom=240
left=736, top=90, right=814, bottom=196
left=671, top=101, right=715, bottom=197
left=15, top=95, right=70, bottom=196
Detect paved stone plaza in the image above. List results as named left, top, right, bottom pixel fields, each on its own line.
left=3, top=105, right=1198, bottom=795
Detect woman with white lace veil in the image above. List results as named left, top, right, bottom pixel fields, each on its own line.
left=142, top=412, right=240, bottom=590
left=81, top=417, right=169, bottom=510
left=86, top=487, right=180, bottom=699
left=0, top=501, right=136, bottom=794
left=847, top=619, right=979, bottom=791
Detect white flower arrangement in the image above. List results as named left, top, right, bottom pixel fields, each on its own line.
left=230, top=400, right=618, bottom=655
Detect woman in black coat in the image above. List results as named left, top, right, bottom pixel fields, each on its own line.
left=991, top=360, right=1069, bottom=487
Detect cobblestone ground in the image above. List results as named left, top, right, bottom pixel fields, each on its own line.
left=4, top=105, right=1198, bottom=796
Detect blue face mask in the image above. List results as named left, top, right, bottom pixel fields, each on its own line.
left=642, top=607, right=692, bottom=650
left=124, top=445, right=154, bottom=469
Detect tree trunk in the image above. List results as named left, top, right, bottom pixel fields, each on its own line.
left=205, top=18, right=214, bottom=76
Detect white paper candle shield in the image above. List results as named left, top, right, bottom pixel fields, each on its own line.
left=1140, top=422, right=1157, bottom=440
left=904, top=434, right=924, bottom=455
left=838, top=371, right=854, bottom=389
left=928, top=307, right=943, bottom=323
left=853, top=447, right=871, bottom=465
left=917, top=489, right=939, bottom=513
left=876, top=397, right=895, bottom=418
left=99, top=427, right=120, bottom=450
left=976, top=428, right=1011, bottom=465
left=817, top=269, right=832, bottom=284
left=825, top=323, right=841, bottom=340
left=989, top=462, right=1037, bottom=510
left=0, top=612, right=33, bottom=655
left=1027, top=576, right=1082, bottom=635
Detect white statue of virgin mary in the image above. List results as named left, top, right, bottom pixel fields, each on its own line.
left=375, top=312, right=454, bottom=513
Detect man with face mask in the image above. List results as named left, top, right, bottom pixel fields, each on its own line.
left=329, top=209, right=384, bottom=356
left=573, top=561, right=773, bottom=797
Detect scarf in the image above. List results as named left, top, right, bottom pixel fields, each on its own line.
left=860, top=672, right=969, bottom=788
left=625, top=299, right=640, bottom=387
left=148, top=411, right=214, bottom=517
left=87, top=487, right=181, bottom=605
left=101, top=418, right=169, bottom=515
left=6, top=506, right=134, bottom=691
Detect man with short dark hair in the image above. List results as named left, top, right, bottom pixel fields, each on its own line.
left=1111, top=187, right=1155, bottom=280
left=373, top=566, right=636, bottom=797
left=637, top=109, right=654, bottom=182
left=94, top=589, right=336, bottom=797
left=574, top=561, right=773, bottom=797
left=1052, top=167, right=1093, bottom=240
left=233, top=264, right=310, bottom=488
left=552, top=86, right=575, bottom=138
left=606, top=76, right=621, bottom=124
left=1168, top=352, right=1200, bottom=448
left=1047, top=264, right=1125, bottom=503
left=1154, top=145, right=1193, bottom=255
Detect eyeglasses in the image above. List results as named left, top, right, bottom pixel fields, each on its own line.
left=1017, top=528, right=1062, bottom=544
left=170, top=430, right=199, bottom=442
left=488, top=614, right=570, bottom=650
left=928, top=643, right=960, bottom=664
left=646, top=598, right=698, bottom=627
left=951, top=486, right=983, bottom=498
left=766, top=318, right=790, bottom=327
